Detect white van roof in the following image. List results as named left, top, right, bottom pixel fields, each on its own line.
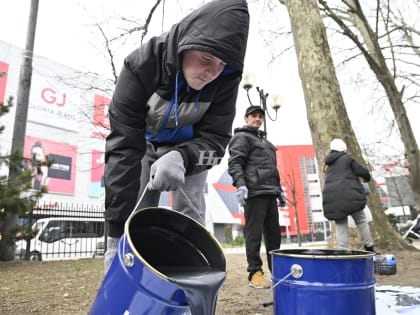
left=36, top=217, right=104, bottom=223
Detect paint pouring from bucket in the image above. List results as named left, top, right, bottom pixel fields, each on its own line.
left=271, top=249, right=376, bottom=315
left=89, top=207, right=227, bottom=315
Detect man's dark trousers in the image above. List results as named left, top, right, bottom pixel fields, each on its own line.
left=244, top=194, right=281, bottom=275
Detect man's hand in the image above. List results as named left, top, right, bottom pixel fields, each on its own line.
left=278, top=192, right=286, bottom=208
left=236, top=186, right=248, bottom=206
left=149, top=151, right=186, bottom=191
left=362, top=182, right=370, bottom=195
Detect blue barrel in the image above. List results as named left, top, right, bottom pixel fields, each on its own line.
left=90, top=207, right=226, bottom=315
left=271, top=249, right=376, bottom=315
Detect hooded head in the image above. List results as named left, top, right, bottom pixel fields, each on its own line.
left=168, top=0, right=249, bottom=73
left=330, top=138, right=347, bottom=152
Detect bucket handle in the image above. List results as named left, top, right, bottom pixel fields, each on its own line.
left=121, top=183, right=152, bottom=267
left=263, top=264, right=303, bottom=308
left=125, top=180, right=168, bottom=224
left=272, top=264, right=303, bottom=290
left=130, top=182, right=152, bottom=218
left=177, top=187, right=206, bottom=224
left=121, top=182, right=205, bottom=267
left=127, top=181, right=205, bottom=225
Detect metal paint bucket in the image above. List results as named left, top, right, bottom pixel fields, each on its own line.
left=90, top=207, right=226, bottom=315
left=374, top=254, right=397, bottom=275
left=271, top=249, right=376, bottom=315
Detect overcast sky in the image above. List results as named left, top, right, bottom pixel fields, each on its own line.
left=0, top=0, right=313, bottom=146
left=1, top=1, right=418, bottom=154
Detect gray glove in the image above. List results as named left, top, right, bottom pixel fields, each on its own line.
left=278, top=192, right=287, bottom=208
left=362, top=182, right=370, bottom=195
left=236, top=186, right=248, bottom=207
left=104, top=236, right=119, bottom=274
left=149, top=151, right=186, bottom=191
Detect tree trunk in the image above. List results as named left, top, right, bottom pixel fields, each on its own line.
left=292, top=204, right=302, bottom=246
left=319, top=0, right=420, bottom=219
left=278, top=0, right=411, bottom=250
left=0, top=214, right=18, bottom=261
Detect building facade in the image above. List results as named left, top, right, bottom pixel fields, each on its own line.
left=1, top=40, right=112, bottom=207
left=276, top=145, right=329, bottom=242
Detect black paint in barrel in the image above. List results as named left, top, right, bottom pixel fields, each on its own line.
left=130, top=208, right=226, bottom=315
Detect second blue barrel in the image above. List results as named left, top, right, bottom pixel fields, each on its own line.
left=271, top=249, right=376, bottom=315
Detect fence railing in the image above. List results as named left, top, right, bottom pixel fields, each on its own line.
left=15, top=201, right=106, bottom=261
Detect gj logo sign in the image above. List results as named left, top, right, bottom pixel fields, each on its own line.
left=26, top=76, right=77, bottom=131
left=41, top=88, right=66, bottom=107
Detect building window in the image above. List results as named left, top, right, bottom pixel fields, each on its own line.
left=305, top=157, right=317, bottom=174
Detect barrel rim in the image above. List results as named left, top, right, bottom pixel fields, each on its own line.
left=270, top=248, right=376, bottom=259
left=124, top=206, right=226, bottom=280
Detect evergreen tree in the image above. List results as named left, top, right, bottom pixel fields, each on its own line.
left=0, top=91, right=45, bottom=260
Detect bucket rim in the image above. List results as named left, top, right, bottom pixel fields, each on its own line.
left=270, top=248, right=376, bottom=259
left=124, top=206, right=226, bottom=280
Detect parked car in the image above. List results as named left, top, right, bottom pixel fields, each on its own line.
left=15, top=217, right=104, bottom=261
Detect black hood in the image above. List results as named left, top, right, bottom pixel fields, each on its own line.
left=166, top=0, right=249, bottom=72
left=234, top=125, right=266, bottom=138
left=325, top=150, right=346, bottom=165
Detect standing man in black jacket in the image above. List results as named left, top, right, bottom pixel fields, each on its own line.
left=228, top=105, right=285, bottom=289
left=322, top=138, right=376, bottom=252
left=104, top=0, right=249, bottom=272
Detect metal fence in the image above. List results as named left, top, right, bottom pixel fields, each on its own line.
left=15, top=201, right=106, bottom=261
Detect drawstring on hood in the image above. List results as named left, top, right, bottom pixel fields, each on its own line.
left=172, top=71, right=203, bottom=126
left=185, top=86, right=202, bottom=112
left=174, top=71, right=180, bottom=126
left=194, top=90, right=202, bottom=112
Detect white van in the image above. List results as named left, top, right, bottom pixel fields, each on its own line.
left=15, top=217, right=105, bottom=261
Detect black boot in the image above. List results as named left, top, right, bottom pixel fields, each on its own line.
left=364, top=245, right=378, bottom=254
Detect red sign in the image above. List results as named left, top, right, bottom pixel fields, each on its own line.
left=94, top=94, right=110, bottom=128
left=24, top=136, right=77, bottom=194
left=0, top=61, right=9, bottom=103
left=89, top=150, right=105, bottom=197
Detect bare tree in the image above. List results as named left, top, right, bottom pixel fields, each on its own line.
left=317, top=0, right=420, bottom=218
left=278, top=0, right=411, bottom=250
left=86, top=0, right=164, bottom=84
left=47, top=0, right=165, bottom=141
left=281, top=168, right=304, bottom=246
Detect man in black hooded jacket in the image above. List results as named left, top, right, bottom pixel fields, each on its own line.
left=228, top=106, right=285, bottom=289
left=104, top=0, right=249, bottom=272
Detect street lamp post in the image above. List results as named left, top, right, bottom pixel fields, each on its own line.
left=241, top=72, right=281, bottom=138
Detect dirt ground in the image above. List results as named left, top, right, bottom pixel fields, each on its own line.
left=1, top=247, right=420, bottom=315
